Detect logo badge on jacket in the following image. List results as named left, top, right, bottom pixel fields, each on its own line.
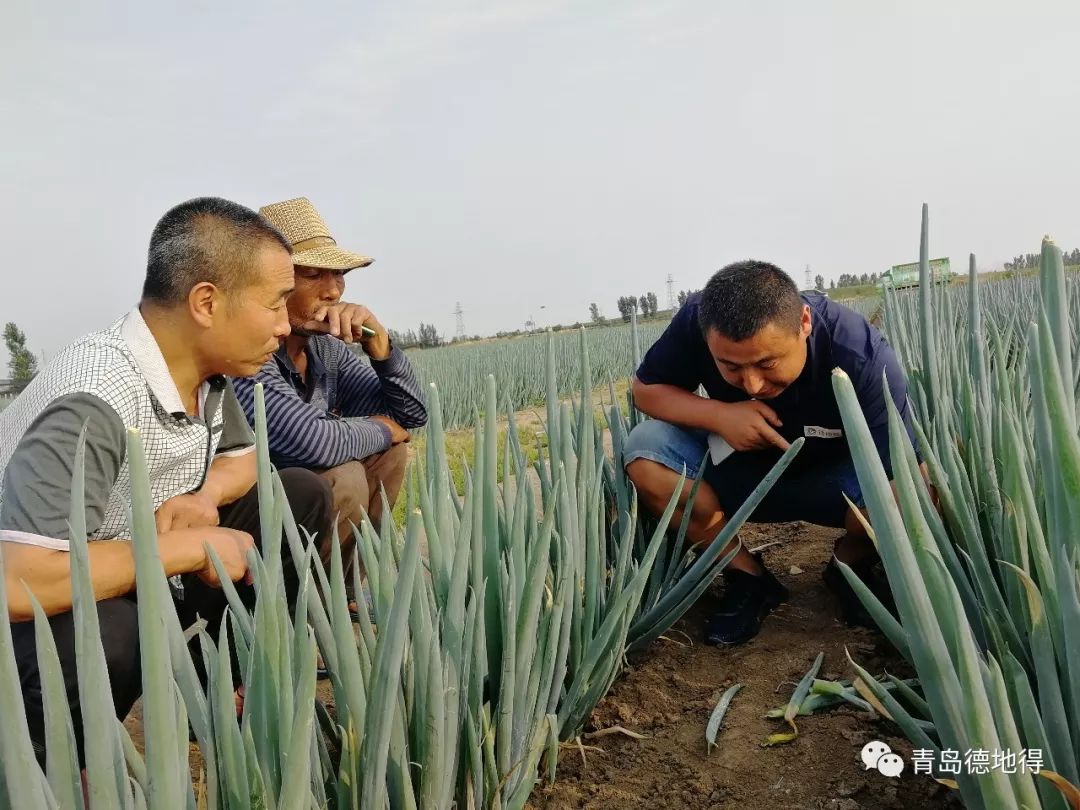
left=804, top=425, right=843, bottom=439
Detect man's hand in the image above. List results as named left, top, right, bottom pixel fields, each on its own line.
left=714, top=400, right=791, bottom=452
left=370, top=415, right=410, bottom=445
left=193, top=528, right=257, bottom=587
left=156, top=492, right=220, bottom=533
left=304, top=302, right=391, bottom=359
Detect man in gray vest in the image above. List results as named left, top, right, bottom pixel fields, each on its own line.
left=0, top=197, right=334, bottom=768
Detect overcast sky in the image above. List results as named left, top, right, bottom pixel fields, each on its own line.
left=3, top=1, right=1079, bottom=368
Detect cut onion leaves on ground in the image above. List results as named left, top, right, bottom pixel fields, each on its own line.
left=705, top=684, right=742, bottom=755
left=783, top=652, right=825, bottom=735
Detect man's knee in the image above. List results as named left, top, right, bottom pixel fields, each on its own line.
left=318, top=460, right=369, bottom=524
left=622, top=420, right=704, bottom=483
left=370, top=443, right=408, bottom=505
left=379, top=442, right=408, bottom=479
left=38, top=597, right=141, bottom=698
left=623, top=419, right=690, bottom=490
left=623, top=420, right=673, bottom=466
left=98, top=597, right=142, bottom=703
left=278, top=467, right=335, bottom=534
left=623, top=422, right=724, bottom=523
left=26, top=597, right=143, bottom=766
left=625, top=457, right=670, bottom=496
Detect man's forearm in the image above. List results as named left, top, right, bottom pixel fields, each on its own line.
left=201, top=452, right=257, bottom=507
left=342, top=347, right=428, bottom=428
left=633, top=379, right=727, bottom=433
left=3, top=531, right=209, bottom=621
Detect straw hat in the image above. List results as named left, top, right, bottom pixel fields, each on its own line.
left=258, top=197, right=373, bottom=271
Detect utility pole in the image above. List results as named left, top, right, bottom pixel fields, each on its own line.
left=804, top=264, right=812, bottom=290
left=453, top=302, right=466, bottom=340
left=666, top=274, right=676, bottom=311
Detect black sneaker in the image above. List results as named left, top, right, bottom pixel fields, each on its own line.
left=822, top=555, right=897, bottom=629
left=704, top=563, right=789, bottom=646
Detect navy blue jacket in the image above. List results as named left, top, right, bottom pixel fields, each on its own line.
left=233, top=338, right=427, bottom=470
left=636, top=292, right=919, bottom=476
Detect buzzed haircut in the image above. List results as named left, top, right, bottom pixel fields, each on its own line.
left=142, top=197, right=292, bottom=305
left=697, top=260, right=803, bottom=342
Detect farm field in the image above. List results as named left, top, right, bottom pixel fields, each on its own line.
left=6, top=223, right=1080, bottom=809
left=400, top=317, right=671, bottom=431
left=12, top=4, right=1080, bottom=808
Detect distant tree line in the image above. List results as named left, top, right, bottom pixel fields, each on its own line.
left=1005, top=248, right=1080, bottom=271
left=615, top=292, right=660, bottom=323
left=388, top=322, right=443, bottom=349
left=830, top=273, right=879, bottom=290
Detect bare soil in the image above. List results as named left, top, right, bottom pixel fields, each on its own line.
left=526, top=522, right=960, bottom=810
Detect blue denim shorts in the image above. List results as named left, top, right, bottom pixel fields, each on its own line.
left=622, top=419, right=864, bottom=528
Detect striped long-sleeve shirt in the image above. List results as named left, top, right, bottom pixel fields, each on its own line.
left=232, top=337, right=427, bottom=470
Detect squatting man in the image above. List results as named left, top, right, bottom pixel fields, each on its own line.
left=232, top=197, right=428, bottom=606
left=623, top=260, right=935, bottom=645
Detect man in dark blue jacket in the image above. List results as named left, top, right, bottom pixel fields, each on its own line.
left=624, top=260, right=928, bottom=645
left=232, top=198, right=427, bottom=567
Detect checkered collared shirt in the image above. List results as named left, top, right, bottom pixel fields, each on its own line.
left=0, top=307, right=254, bottom=549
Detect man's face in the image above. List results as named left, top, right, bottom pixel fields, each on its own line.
left=287, top=265, right=348, bottom=336
left=206, top=243, right=295, bottom=376
left=704, top=305, right=812, bottom=399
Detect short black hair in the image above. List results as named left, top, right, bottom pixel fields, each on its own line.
left=697, top=260, right=803, bottom=341
left=142, top=197, right=292, bottom=305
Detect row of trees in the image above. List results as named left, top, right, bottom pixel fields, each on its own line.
left=4, top=323, right=38, bottom=394
left=387, top=323, right=444, bottom=349
left=588, top=289, right=700, bottom=326
left=821, top=272, right=879, bottom=290
left=613, top=292, right=660, bottom=323
left=1005, top=248, right=1080, bottom=271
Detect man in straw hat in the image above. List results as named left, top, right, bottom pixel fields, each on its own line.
left=1, top=197, right=334, bottom=770
left=232, top=197, right=427, bottom=574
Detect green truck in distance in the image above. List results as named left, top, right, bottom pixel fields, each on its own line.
left=876, top=257, right=953, bottom=291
